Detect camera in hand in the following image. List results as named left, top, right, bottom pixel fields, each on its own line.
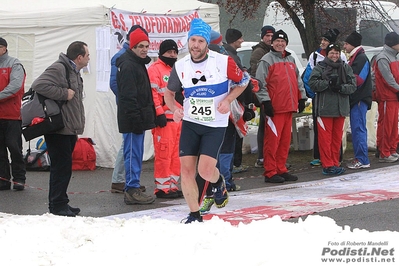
left=243, top=107, right=255, bottom=121
left=328, top=74, right=339, bottom=86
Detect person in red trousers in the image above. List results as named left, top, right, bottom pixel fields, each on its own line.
left=148, top=39, right=184, bottom=198
left=255, top=30, right=307, bottom=183
left=309, top=43, right=356, bottom=175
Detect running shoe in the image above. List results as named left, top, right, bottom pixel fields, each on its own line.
left=346, top=159, right=370, bottom=169
left=182, top=213, right=203, bottom=224
left=212, top=175, right=229, bottom=208
left=310, top=159, right=321, bottom=166
left=379, top=155, right=398, bottom=163
left=232, top=165, right=249, bottom=173
left=391, top=153, right=399, bottom=158
left=199, top=196, right=215, bottom=214
left=254, top=159, right=264, bottom=168
left=322, top=166, right=346, bottom=175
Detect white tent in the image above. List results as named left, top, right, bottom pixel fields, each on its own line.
left=0, top=0, right=220, bottom=168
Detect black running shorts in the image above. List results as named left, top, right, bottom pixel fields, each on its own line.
left=179, top=120, right=226, bottom=159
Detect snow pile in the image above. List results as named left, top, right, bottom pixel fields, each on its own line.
left=1, top=213, right=397, bottom=265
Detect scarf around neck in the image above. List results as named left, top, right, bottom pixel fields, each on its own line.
left=321, top=57, right=347, bottom=84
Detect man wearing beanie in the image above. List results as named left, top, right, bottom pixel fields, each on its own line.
left=343, top=31, right=372, bottom=169
left=255, top=29, right=307, bottom=183
left=301, top=28, right=347, bottom=167
left=372, top=32, right=399, bottom=163
left=210, top=30, right=223, bottom=46
left=250, top=25, right=275, bottom=76
left=147, top=39, right=184, bottom=199
left=224, top=28, right=244, bottom=68
left=250, top=25, right=275, bottom=169
left=223, top=28, right=250, bottom=175
left=208, top=29, right=244, bottom=186
left=0, top=37, right=27, bottom=191
left=164, top=18, right=249, bottom=223
left=209, top=30, right=228, bottom=55
left=197, top=28, right=248, bottom=214
left=109, top=25, right=148, bottom=194
left=116, top=27, right=157, bottom=205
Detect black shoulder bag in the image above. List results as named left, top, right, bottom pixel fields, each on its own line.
left=21, top=62, right=70, bottom=141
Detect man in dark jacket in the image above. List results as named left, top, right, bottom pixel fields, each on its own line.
left=343, top=31, right=372, bottom=169
left=116, top=27, right=156, bottom=205
left=109, top=25, right=147, bottom=194
left=32, top=41, right=89, bottom=216
left=250, top=25, right=275, bottom=168
left=223, top=28, right=251, bottom=174
left=250, top=25, right=275, bottom=77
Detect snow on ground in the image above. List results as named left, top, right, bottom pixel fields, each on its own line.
left=2, top=161, right=399, bottom=265
left=0, top=213, right=398, bottom=265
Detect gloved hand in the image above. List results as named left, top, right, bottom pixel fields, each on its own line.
left=155, top=114, right=167, bottom=128
left=328, top=74, right=340, bottom=92
left=243, top=107, right=255, bottom=121
left=330, top=85, right=341, bottom=93
left=298, top=99, right=306, bottom=113
left=262, top=101, right=274, bottom=117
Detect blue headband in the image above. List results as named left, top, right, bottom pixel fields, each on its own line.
left=188, top=18, right=211, bottom=44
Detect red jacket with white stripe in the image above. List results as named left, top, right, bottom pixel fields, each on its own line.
left=255, top=49, right=306, bottom=113
left=0, top=51, right=25, bottom=120
left=373, top=45, right=399, bottom=102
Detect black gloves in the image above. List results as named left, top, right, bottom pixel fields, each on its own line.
left=262, top=101, right=274, bottom=117
left=298, top=99, right=306, bottom=113
left=330, top=85, right=341, bottom=93
left=155, top=114, right=167, bottom=128
left=243, top=107, right=255, bottom=121
left=328, top=74, right=340, bottom=93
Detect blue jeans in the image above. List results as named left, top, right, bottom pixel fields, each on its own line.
left=112, top=139, right=125, bottom=183
left=217, top=121, right=236, bottom=190
left=217, top=153, right=234, bottom=189
left=350, top=101, right=370, bottom=165
left=123, top=132, right=144, bottom=190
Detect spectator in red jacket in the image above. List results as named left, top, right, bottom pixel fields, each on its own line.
left=373, top=32, right=399, bottom=163
left=0, top=37, right=26, bottom=191
left=255, top=30, right=307, bottom=183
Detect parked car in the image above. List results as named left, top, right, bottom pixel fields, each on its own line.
left=237, top=41, right=305, bottom=76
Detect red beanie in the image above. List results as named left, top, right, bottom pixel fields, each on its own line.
left=129, top=28, right=150, bottom=49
